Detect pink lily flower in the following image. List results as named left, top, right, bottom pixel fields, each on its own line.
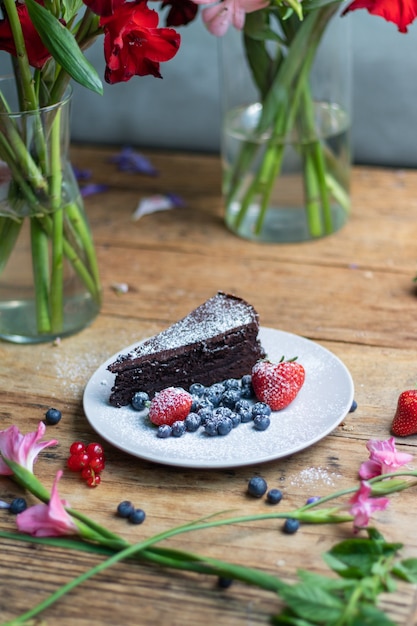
left=359, top=437, right=413, bottom=479
left=349, top=481, right=389, bottom=529
left=193, top=0, right=270, bottom=36
left=16, top=471, right=78, bottom=537
left=0, top=422, right=57, bottom=476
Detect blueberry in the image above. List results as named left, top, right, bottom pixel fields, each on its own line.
left=349, top=400, right=358, bottom=413
left=283, top=518, right=300, bottom=534
left=306, top=496, right=321, bottom=504
left=189, top=383, right=206, bottom=397
left=223, top=378, right=241, bottom=390
left=240, top=385, right=255, bottom=399
left=204, top=420, right=219, bottom=437
left=129, top=508, right=146, bottom=525
left=117, top=500, right=135, bottom=518
left=185, top=413, right=201, bottom=432
left=9, top=498, right=27, bottom=514
left=213, top=406, right=233, bottom=420
left=217, top=577, right=233, bottom=589
left=252, top=402, right=272, bottom=418
left=198, top=406, right=214, bottom=425
left=235, top=399, right=252, bottom=423
left=171, top=421, right=186, bottom=437
left=220, top=389, right=241, bottom=409
left=247, top=476, right=268, bottom=498
left=157, top=424, right=172, bottom=438
left=204, top=388, right=223, bottom=407
left=253, top=415, right=271, bottom=431
left=131, top=391, right=150, bottom=411
left=241, top=374, right=252, bottom=387
left=44, top=408, right=62, bottom=425
left=266, top=489, right=282, bottom=505
left=229, top=412, right=241, bottom=428
left=217, top=417, right=233, bottom=436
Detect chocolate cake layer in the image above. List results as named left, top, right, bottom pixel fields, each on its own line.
left=108, top=292, right=265, bottom=407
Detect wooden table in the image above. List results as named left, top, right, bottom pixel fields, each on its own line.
left=1, top=145, right=417, bottom=625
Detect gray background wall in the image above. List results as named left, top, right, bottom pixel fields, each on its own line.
left=2, top=10, right=417, bottom=166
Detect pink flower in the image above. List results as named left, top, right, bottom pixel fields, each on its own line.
left=349, top=481, right=389, bottom=529
left=359, top=437, right=413, bottom=479
left=193, top=0, right=269, bottom=36
left=16, top=471, right=78, bottom=537
left=0, top=422, right=57, bottom=476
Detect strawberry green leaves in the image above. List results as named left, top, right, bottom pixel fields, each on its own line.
left=25, top=0, right=103, bottom=95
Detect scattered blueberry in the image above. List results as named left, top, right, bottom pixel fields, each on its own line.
left=349, top=400, right=358, bottom=413
left=217, top=577, right=233, bottom=589
left=131, top=391, right=150, bottom=411
left=45, top=408, right=62, bottom=425
left=129, top=508, right=146, bottom=525
left=189, top=383, right=206, bottom=397
left=217, top=417, right=233, bottom=436
left=266, top=489, right=282, bottom=505
left=283, top=518, right=300, bottom=534
left=306, top=496, right=321, bottom=505
left=157, top=424, right=172, bottom=438
left=247, top=476, right=268, bottom=498
left=171, top=421, right=186, bottom=437
left=9, top=497, right=27, bottom=514
left=252, top=402, right=272, bottom=418
left=117, top=500, right=135, bottom=518
left=253, top=415, right=270, bottom=431
left=185, top=413, right=201, bottom=432
left=204, top=419, right=219, bottom=437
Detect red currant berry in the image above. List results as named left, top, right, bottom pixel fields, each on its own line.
left=87, top=474, right=101, bottom=487
left=86, top=443, right=104, bottom=459
left=89, top=456, right=105, bottom=472
left=67, top=452, right=89, bottom=472
left=70, top=441, right=86, bottom=455
left=81, top=466, right=93, bottom=480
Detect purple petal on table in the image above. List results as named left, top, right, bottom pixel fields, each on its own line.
left=72, top=165, right=92, bottom=181
left=132, top=194, right=185, bottom=221
left=81, top=183, right=109, bottom=197
left=110, top=146, right=159, bottom=176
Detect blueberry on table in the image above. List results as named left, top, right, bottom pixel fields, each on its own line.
left=45, top=408, right=62, bottom=425
left=247, top=476, right=268, bottom=498
left=217, top=577, right=233, bottom=589
left=117, top=501, right=135, bottom=518
left=349, top=399, right=358, bottom=413
left=283, top=518, right=300, bottom=534
left=266, top=489, right=282, bottom=505
left=9, top=498, right=27, bottom=514
left=129, top=508, right=146, bottom=525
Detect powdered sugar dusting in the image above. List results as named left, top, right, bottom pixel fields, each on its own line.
left=121, top=292, right=257, bottom=362
left=83, top=328, right=354, bottom=468
left=290, top=467, right=342, bottom=488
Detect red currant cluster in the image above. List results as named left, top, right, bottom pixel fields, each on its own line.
left=67, top=441, right=106, bottom=487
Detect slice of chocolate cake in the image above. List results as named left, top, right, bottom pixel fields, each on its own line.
left=107, top=291, right=265, bottom=407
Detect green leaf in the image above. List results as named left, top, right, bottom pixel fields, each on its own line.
left=25, top=0, right=103, bottom=95
left=392, top=558, right=417, bottom=583
left=278, top=582, right=344, bottom=622
left=271, top=608, right=316, bottom=625
left=349, top=604, right=397, bottom=626
left=324, top=537, right=401, bottom=579
left=297, top=569, right=355, bottom=591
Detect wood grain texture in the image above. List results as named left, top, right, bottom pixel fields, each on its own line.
left=1, top=145, right=417, bottom=624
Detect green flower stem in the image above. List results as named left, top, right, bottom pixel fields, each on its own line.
left=65, top=200, right=101, bottom=296
left=49, top=108, right=64, bottom=333
left=0, top=217, right=23, bottom=274
left=30, top=218, right=51, bottom=333
left=1, top=0, right=37, bottom=111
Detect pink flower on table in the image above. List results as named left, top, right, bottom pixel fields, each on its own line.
left=16, top=471, right=78, bottom=537
left=359, top=437, right=413, bottom=479
left=193, top=0, right=269, bottom=36
left=349, top=481, right=389, bottom=529
left=0, top=422, right=57, bottom=476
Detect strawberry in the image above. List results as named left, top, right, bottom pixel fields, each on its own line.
left=251, top=357, right=305, bottom=411
left=391, top=390, right=417, bottom=437
left=148, top=387, right=193, bottom=426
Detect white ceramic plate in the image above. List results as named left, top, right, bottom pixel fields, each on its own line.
left=83, top=327, right=354, bottom=469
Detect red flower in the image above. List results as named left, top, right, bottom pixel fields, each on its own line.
left=342, top=0, right=417, bottom=33
left=160, top=0, right=198, bottom=27
left=0, top=1, right=51, bottom=68
left=82, top=0, right=125, bottom=17
left=100, top=1, right=180, bottom=83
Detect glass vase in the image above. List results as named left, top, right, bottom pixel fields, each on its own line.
left=0, top=82, right=101, bottom=343
left=220, top=5, right=351, bottom=243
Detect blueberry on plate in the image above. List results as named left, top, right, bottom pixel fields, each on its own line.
left=253, top=414, right=271, bottom=431
left=131, top=391, right=150, bottom=411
